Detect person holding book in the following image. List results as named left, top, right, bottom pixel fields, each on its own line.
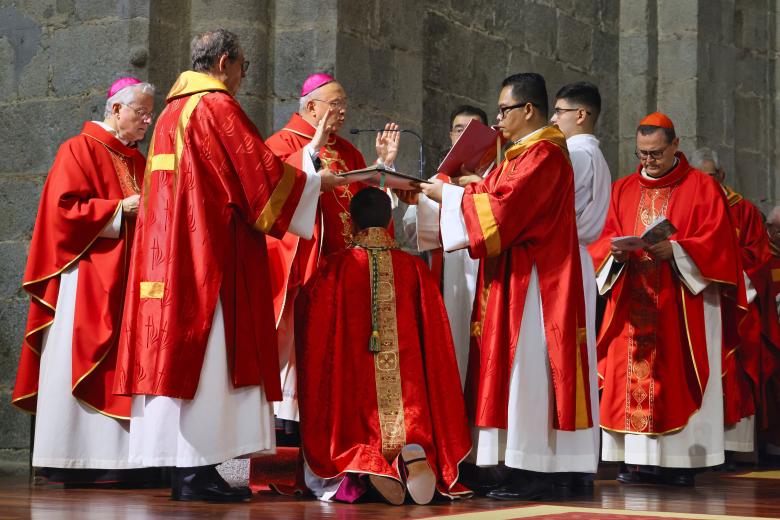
left=549, top=81, right=611, bottom=490
left=295, top=187, right=472, bottom=505
left=401, top=104, right=488, bottom=386
left=765, top=207, right=780, bottom=457
left=420, top=72, right=594, bottom=501
left=263, top=73, right=400, bottom=442
left=691, top=148, right=780, bottom=461
left=589, top=113, right=745, bottom=486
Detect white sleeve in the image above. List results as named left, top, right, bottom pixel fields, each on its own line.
left=99, top=205, right=123, bottom=239
left=416, top=194, right=442, bottom=251
left=671, top=241, right=710, bottom=295
left=287, top=144, right=322, bottom=239
left=440, top=183, right=469, bottom=252
left=402, top=204, right=419, bottom=247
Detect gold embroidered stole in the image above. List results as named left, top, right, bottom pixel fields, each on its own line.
left=624, top=183, right=675, bottom=432
left=354, top=228, right=405, bottom=460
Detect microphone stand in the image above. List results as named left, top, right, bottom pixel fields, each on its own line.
left=350, top=128, right=425, bottom=180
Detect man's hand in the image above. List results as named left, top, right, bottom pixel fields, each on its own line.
left=452, top=174, right=482, bottom=187
left=610, top=243, right=629, bottom=263
left=645, top=240, right=673, bottom=261
left=318, top=168, right=348, bottom=192
left=394, top=189, right=420, bottom=205
left=311, top=108, right=338, bottom=151
left=122, top=194, right=140, bottom=216
left=420, top=179, right=444, bottom=203
left=376, top=122, right=400, bottom=166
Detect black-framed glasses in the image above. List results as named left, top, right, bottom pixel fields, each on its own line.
left=553, top=107, right=591, bottom=116
left=122, top=104, right=154, bottom=122
left=241, top=60, right=250, bottom=73
left=497, top=101, right=538, bottom=119
left=635, top=144, right=671, bottom=160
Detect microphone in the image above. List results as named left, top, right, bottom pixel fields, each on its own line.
left=349, top=128, right=425, bottom=180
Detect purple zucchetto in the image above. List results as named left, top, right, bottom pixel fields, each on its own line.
left=107, top=77, right=142, bottom=98
left=300, top=73, right=336, bottom=97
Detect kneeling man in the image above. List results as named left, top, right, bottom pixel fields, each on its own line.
left=296, top=187, right=471, bottom=505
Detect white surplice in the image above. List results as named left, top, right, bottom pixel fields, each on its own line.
left=597, top=241, right=726, bottom=468
left=439, top=179, right=593, bottom=472
left=128, top=150, right=321, bottom=467
left=32, top=209, right=140, bottom=469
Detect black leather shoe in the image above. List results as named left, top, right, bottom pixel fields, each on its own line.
left=486, top=471, right=553, bottom=501
left=663, top=468, right=695, bottom=487
left=553, top=472, right=594, bottom=497
left=40, top=467, right=170, bottom=489
left=616, top=465, right=662, bottom=485
left=171, top=465, right=252, bottom=502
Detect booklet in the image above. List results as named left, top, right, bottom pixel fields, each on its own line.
left=611, top=217, right=677, bottom=252
left=437, top=119, right=501, bottom=177
left=340, top=164, right=430, bottom=190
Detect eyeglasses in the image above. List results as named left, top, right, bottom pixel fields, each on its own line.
left=241, top=60, right=250, bottom=74
left=553, top=107, right=591, bottom=116
left=122, top=104, right=154, bottom=122
left=312, top=98, right=348, bottom=110
left=497, top=101, right=538, bottom=119
left=635, top=144, right=671, bottom=160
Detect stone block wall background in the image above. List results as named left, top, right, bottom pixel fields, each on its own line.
left=0, top=0, right=778, bottom=474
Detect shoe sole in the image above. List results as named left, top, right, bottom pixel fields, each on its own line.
left=401, top=445, right=436, bottom=505
left=368, top=474, right=406, bottom=505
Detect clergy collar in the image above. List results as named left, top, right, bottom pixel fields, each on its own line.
left=81, top=121, right=140, bottom=157
left=637, top=152, right=691, bottom=188
left=92, top=120, right=132, bottom=146
left=166, top=70, right=230, bottom=102
left=352, top=227, right=397, bottom=249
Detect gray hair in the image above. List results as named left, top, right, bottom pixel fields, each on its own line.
left=690, top=147, right=720, bottom=170
left=191, top=29, right=241, bottom=72
left=298, top=89, right=317, bottom=113
left=104, top=82, right=155, bottom=118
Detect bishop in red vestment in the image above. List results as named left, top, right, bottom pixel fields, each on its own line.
left=591, top=114, right=744, bottom=486
left=764, top=208, right=780, bottom=453
left=12, top=78, right=154, bottom=480
left=421, top=73, right=592, bottom=501
left=690, top=148, right=780, bottom=453
left=263, top=73, right=399, bottom=431
left=296, top=187, right=471, bottom=505
left=113, top=30, right=344, bottom=502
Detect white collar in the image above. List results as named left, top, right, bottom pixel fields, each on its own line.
left=93, top=120, right=132, bottom=146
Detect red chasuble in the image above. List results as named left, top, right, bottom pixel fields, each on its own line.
left=13, top=122, right=144, bottom=418
left=590, top=153, right=743, bottom=434
left=765, top=247, right=780, bottom=442
left=461, top=126, right=592, bottom=432
left=295, top=228, right=471, bottom=494
left=265, top=113, right=368, bottom=322
left=721, top=187, right=778, bottom=424
left=115, top=71, right=309, bottom=400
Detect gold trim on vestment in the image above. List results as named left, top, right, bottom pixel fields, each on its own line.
left=352, top=228, right=397, bottom=249
left=771, top=268, right=780, bottom=283
left=75, top=396, right=130, bottom=421
left=151, top=153, right=175, bottom=171
left=473, top=193, right=501, bottom=258
left=574, top=325, right=589, bottom=429
left=10, top=391, right=38, bottom=414
left=140, top=281, right=165, bottom=299
left=254, top=162, right=298, bottom=234
left=680, top=285, right=704, bottom=394
left=368, top=249, right=406, bottom=460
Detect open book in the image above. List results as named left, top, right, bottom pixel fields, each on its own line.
left=437, top=119, right=501, bottom=177
left=339, top=164, right=430, bottom=190
left=611, top=216, right=677, bottom=252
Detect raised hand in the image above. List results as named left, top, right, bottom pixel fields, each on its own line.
left=376, top=122, right=400, bottom=166
left=311, top=108, right=338, bottom=151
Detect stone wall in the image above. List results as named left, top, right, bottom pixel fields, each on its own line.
left=0, top=0, right=778, bottom=475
